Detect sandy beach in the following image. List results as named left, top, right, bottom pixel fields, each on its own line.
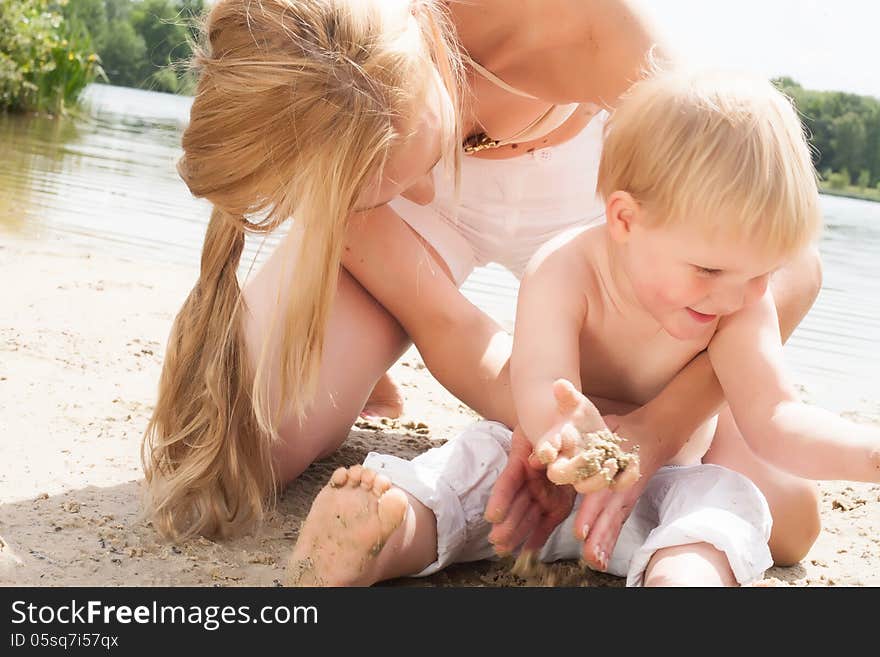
left=1, top=235, right=879, bottom=587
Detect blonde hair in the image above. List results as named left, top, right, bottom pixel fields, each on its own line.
left=597, top=68, right=822, bottom=255
left=143, top=0, right=463, bottom=541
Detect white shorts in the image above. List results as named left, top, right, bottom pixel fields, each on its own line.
left=363, top=421, right=774, bottom=586
left=388, top=112, right=609, bottom=285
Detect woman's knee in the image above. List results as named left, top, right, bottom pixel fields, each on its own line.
left=769, top=480, right=822, bottom=566
left=773, top=244, right=823, bottom=341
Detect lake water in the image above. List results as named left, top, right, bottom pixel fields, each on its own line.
left=1, top=84, right=878, bottom=412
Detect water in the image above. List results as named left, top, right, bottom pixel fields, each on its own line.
left=2, top=84, right=878, bottom=411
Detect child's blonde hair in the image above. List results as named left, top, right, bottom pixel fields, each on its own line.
left=142, top=0, right=463, bottom=541
left=597, top=68, right=822, bottom=255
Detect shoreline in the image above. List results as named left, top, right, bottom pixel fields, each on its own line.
left=820, top=186, right=880, bottom=204
left=1, top=234, right=879, bottom=586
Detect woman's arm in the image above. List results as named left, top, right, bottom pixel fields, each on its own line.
left=342, top=205, right=517, bottom=427
left=709, top=291, right=880, bottom=482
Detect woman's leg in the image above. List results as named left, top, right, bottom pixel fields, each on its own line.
left=242, top=227, right=418, bottom=484
left=362, top=370, right=406, bottom=420
left=703, top=246, right=824, bottom=565
left=643, top=543, right=738, bottom=587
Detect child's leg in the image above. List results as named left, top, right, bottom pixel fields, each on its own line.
left=643, top=543, right=737, bottom=587
left=611, top=464, right=773, bottom=587
left=703, top=409, right=821, bottom=565
left=287, top=420, right=522, bottom=586
left=287, top=465, right=438, bottom=586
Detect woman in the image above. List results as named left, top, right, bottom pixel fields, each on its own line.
left=142, top=0, right=822, bottom=572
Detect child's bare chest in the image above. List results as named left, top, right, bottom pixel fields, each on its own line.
left=577, top=308, right=711, bottom=406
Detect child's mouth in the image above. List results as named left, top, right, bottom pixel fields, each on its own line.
left=686, top=307, right=717, bottom=323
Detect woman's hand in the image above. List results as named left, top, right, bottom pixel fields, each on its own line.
left=485, top=426, right=576, bottom=556
left=572, top=410, right=664, bottom=571
left=486, top=406, right=673, bottom=571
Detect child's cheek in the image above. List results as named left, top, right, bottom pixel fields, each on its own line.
left=652, top=272, right=695, bottom=309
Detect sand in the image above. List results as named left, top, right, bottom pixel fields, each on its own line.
left=1, top=235, right=879, bottom=587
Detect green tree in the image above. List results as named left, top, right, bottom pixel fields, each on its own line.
left=104, top=0, right=133, bottom=23
left=98, top=19, right=146, bottom=87
left=0, top=0, right=105, bottom=113
left=130, top=0, right=192, bottom=92
left=831, top=112, right=867, bottom=175
left=827, top=172, right=849, bottom=190
left=774, top=77, right=880, bottom=185
left=858, top=169, right=871, bottom=190
left=63, top=0, right=108, bottom=49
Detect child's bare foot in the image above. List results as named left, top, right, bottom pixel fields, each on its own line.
left=361, top=372, right=404, bottom=419
left=286, top=465, right=409, bottom=586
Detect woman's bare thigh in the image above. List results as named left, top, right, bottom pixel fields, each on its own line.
left=242, top=229, right=411, bottom=483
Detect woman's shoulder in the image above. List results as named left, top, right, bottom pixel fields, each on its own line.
left=452, top=0, right=670, bottom=106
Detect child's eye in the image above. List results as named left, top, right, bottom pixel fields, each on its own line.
left=694, top=266, right=722, bottom=276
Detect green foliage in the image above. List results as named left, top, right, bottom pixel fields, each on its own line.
left=827, top=172, right=850, bottom=190
left=50, top=0, right=204, bottom=95
left=774, top=77, right=880, bottom=190
left=0, top=0, right=106, bottom=114
left=858, top=169, right=871, bottom=190
left=0, top=0, right=206, bottom=111
left=62, top=0, right=107, bottom=48
left=130, top=0, right=198, bottom=93
left=103, top=0, right=132, bottom=23
left=98, top=19, right=146, bottom=87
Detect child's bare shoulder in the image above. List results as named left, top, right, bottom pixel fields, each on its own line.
left=522, top=224, right=604, bottom=282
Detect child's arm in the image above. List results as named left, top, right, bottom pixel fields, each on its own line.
left=708, top=290, right=880, bottom=482
left=511, top=234, right=605, bottom=461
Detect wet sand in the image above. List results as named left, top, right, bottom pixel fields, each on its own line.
left=1, top=236, right=878, bottom=587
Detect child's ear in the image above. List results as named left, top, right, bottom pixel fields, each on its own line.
left=605, top=191, right=639, bottom=243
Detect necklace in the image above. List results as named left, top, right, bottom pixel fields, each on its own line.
left=462, top=131, right=502, bottom=153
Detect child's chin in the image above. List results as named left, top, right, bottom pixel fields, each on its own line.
left=662, top=317, right=711, bottom=341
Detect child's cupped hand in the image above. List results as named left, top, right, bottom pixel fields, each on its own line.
left=534, top=379, right=641, bottom=493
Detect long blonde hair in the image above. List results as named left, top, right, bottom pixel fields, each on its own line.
left=143, top=0, right=463, bottom=541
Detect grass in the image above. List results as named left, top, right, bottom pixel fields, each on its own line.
left=819, top=183, right=880, bottom=204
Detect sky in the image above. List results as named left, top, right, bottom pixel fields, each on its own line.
left=642, top=0, right=880, bottom=97
left=198, top=0, right=880, bottom=98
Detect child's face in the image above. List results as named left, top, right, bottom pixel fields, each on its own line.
left=616, top=210, right=786, bottom=341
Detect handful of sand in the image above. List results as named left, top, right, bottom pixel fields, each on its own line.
left=570, top=429, right=638, bottom=484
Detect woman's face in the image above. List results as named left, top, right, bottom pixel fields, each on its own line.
left=354, top=66, right=451, bottom=212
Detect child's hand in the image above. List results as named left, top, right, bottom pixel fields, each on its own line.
left=534, top=379, right=641, bottom=494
